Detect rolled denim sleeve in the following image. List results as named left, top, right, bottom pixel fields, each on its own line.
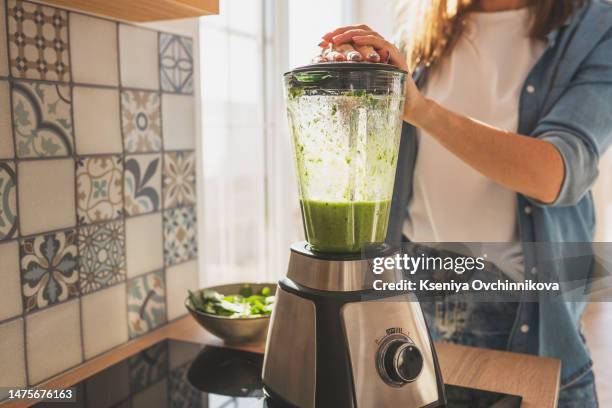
left=531, top=29, right=612, bottom=207
left=536, top=131, right=599, bottom=206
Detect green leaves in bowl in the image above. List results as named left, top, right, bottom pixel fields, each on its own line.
left=188, top=284, right=275, bottom=318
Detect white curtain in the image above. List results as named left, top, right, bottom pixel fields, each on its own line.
left=198, top=0, right=350, bottom=286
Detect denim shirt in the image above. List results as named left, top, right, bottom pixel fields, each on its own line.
left=388, top=0, right=612, bottom=385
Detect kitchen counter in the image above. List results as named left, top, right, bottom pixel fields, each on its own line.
left=3, top=316, right=560, bottom=408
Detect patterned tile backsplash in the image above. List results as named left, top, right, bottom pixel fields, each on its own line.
left=20, top=229, right=79, bottom=312
left=78, top=220, right=126, bottom=295
left=124, top=154, right=161, bottom=216
left=0, top=161, right=17, bottom=239
left=127, top=270, right=167, bottom=339
left=7, top=0, right=70, bottom=82
left=121, top=89, right=162, bottom=153
left=12, top=80, right=73, bottom=157
left=0, top=0, right=199, bottom=391
left=159, top=33, right=194, bottom=94
left=76, top=155, right=124, bottom=223
left=163, top=151, right=196, bottom=208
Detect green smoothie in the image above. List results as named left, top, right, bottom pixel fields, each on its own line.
left=300, top=199, right=391, bottom=253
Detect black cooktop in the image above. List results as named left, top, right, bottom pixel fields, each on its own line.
left=34, top=339, right=521, bottom=407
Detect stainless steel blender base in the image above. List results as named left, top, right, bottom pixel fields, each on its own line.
left=262, top=242, right=445, bottom=408
left=342, top=296, right=441, bottom=407
left=262, top=285, right=317, bottom=407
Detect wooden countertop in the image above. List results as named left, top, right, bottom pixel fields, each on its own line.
left=3, top=316, right=560, bottom=408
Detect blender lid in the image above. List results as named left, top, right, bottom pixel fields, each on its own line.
left=285, top=61, right=408, bottom=76
left=284, top=61, right=408, bottom=93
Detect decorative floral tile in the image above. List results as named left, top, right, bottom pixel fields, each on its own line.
left=128, top=341, right=168, bottom=393
left=20, top=229, right=78, bottom=313
left=121, top=90, right=161, bottom=153
left=163, top=207, right=197, bottom=267
left=124, top=154, right=161, bottom=216
left=78, top=220, right=126, bottom=295
left=169, top=362, right=201, bottom=408
left=163, top=151, right=196, bottom=209
left=127, top=270, right=166, bottom=338
left=76, top=156, right=123, bottom=224
left=159, top=34, right=193, bottom=94
left=7, top=0, right=70, bottom=81
left=12, top=81, right=73, bottom=158
left=0, top=162, right=18, bottom=241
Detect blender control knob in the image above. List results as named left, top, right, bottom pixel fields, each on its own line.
left=378, top=337, right=423, bottom=386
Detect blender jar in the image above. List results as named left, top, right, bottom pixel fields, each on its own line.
left=284, top=62, right=407, bottom=253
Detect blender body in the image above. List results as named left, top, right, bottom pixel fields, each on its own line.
left=263, top=63, right=445, bottom=408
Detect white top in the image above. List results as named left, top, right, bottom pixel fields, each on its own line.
left=403, top=8, right=546, bottom=281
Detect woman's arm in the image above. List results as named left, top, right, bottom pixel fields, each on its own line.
left=410, top=97, right=564, bottom=204
left=319, top=25, right=565, bottom=204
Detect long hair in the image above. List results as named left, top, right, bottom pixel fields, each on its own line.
left=394, top=0, right=584, bottom=71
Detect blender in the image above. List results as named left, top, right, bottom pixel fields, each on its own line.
left=262, top=62, right=445, bottom=408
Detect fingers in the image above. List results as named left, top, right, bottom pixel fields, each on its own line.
left=331, top=29, right=381, bottom=46
left=352, top=35, right=387, bottom=50
left=354, top=44, right=379, bottom=62
left=315, top=44, right=380, bottom=63
left=352, top=35, right=405, bottom=67
left=321, top=45, right=346, bottom=62
left=322, top=24, right=372, bottom=42
left=336, top=43, right=361, bottom=61
left=316, top=26, right=405, bottom=66
left=319, top=43, right=360, bottom=62
left=353, top=35, right=389, bottom=62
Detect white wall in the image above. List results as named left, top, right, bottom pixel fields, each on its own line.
left=352, top=0, right=396, bottom=40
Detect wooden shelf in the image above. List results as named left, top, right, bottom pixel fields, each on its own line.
left=40, top=0, right=219, bottom=22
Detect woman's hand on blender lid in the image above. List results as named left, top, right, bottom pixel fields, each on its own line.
left=314, top=24, right=379, bottom=63
left=314, top=24, right=423, bottom=124
left=315, top=25, right=409, bottom=72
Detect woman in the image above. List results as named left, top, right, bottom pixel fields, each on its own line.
left=317, top=0, right=612, bottom=406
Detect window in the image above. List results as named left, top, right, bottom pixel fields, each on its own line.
left=199, top=0, right=350, bottom=285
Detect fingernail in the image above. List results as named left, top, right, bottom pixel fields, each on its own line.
left=368, top=53, right=380, bottom=62
left=348, top=51, right=361, bottom=61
